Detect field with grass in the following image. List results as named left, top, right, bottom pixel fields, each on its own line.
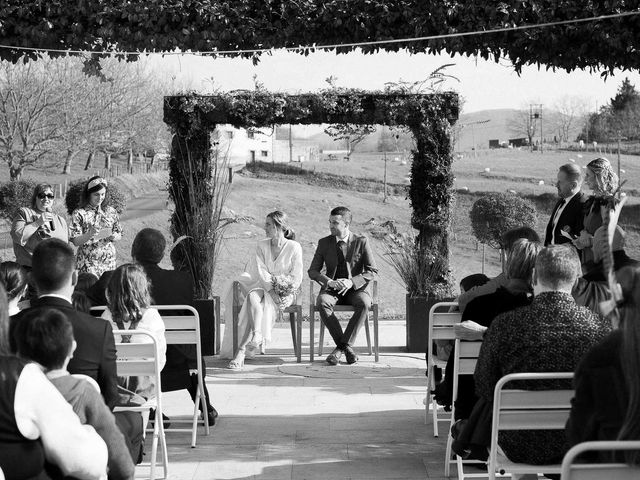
left=1, top=148, right=638, bottom=319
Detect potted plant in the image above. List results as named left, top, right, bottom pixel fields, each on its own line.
left=384, top=232, right=453, bottom=353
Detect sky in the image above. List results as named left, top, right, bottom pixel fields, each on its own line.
left=157, top=49, right=640, bottom=114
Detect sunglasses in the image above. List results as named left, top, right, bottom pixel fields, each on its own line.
left=38, top=194, right=54, bottom=200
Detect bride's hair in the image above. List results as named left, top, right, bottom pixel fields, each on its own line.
left=267, top=210, right=295, bottom=240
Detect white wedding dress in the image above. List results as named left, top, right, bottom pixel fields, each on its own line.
left=219, top=238, right=303, bottom=359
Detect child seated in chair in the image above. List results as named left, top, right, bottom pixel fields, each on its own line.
left=14, top=307, right=136, bottom=480
left=102, top=264, right=166, bottom=401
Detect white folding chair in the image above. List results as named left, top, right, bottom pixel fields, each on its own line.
left=561, top=440, right=640, bottom=480
left=309, top=280, right=379, bottom=362
left=488, top=372, right=574, bottom=480
left=445, top=339, right=483, bottom=479
left=154, top=305, right=210, bottom=447
left=425, top=301, right=460, bottom=433
left=113, top=330, right=168, bottom=480
left=93, top=305, right=211, bottom=447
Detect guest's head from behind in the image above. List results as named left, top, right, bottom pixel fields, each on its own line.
left=0, top=261, right=28, bottom=312
left=0, top=283, right=10, bottom=355
left=585, top=157, right=618, bottom=197
left=30, top=183, right=55, bottom=212
left=131, top=228, right=166, bottom=264
left=81, top=175, right=108, bottom=209
left=459, top=273, right=489, bottom=293
left=75, top=272, right=98, bottom=293
left=505, top=239, right=542, bottom=287
left=71, top=291, right=91, bottom=314
left=556, top=163, right=583, bottom=199
left=106, top=264, right=151, bottom=325
left=265, top=210, right=295, bottom=240
left=329, top=206, right=352, bottom=238
left=31, top=239, right=77, bottom=296
left=14, top=308, right=75, bottom=373
left=533, top=245, right=581, bottom=294
left=501, top=226, right=540, bottom=253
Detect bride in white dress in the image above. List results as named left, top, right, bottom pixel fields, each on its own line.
left=220, top=211, right=303, bottom=368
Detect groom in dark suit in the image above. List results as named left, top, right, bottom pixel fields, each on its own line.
left=544, top=163, right=587, bottom=246
left=309, top=206, right=378, bottom=365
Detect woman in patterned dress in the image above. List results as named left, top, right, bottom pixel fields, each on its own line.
left=70, top=176, right=123, bottom=277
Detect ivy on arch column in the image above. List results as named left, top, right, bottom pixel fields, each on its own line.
left=163, top=90, right=458, bottom=299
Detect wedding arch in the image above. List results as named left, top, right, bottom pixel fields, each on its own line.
left=163, top=90, right=459, bottom=299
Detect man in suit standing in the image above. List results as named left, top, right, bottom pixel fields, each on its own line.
left=544, top=163, right=586, bottom=246
left=309, top=206, right=378, bottom=365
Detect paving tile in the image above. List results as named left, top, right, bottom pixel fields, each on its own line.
left=157, top=322, right=448, bottom=480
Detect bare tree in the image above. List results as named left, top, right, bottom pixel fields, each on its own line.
left=0, top=59, right=64, bottom=180
left=551, top=95, right=589, bottom=145
left=508, top=106, right=538, bottom=147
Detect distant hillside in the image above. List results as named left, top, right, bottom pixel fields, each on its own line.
left=456, top=109, right=519, bottom=151
left=273, top=108, right=568, bottom=154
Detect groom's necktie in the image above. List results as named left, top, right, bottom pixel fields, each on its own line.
left=335, top=240, right=349, bottom=280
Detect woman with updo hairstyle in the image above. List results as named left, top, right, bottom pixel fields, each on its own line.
left=70, top=176, right=123, bottom=277
left=573, top=157, right=619, bottom=266
left=0, top=261, right=28, bottom=316
left=10, top=183, right=69, bottom=270
left=220, top=210, right=303, bottom=368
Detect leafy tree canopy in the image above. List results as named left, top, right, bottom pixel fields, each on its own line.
left=1, top=1, right=639, bottom=75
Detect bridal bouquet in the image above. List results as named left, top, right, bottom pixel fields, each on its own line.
left=271, top=274, right=296, bottom=310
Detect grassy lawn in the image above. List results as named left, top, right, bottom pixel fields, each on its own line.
left=1, top=148, right=638, bottom=320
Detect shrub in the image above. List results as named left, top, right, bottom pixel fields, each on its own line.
left=470, top=193, right=537, bottom=249
left=65, top=179, right=127, bottom=215
left=383, top=232, right=453, bottom=299
left=0, top=179, right=39, bottom=221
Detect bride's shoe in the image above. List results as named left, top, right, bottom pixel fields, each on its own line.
left=259, top=341, right=266, bottom=355
left=228, top=351, right=245, bottom=370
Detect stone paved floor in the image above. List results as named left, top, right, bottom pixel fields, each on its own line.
left=150, top=320, right=451, bottom=480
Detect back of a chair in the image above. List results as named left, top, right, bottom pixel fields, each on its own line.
left=426, top=302, right=461, bottom=369
left=153, top=305, right=200, bottom=347
left=561, top=441, right=640, bottom=480
left=489, top=372, right=574, bottom=477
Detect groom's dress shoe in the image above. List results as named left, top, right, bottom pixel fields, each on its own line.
left=344, top=346, right=358, bottom=365
left=326, top=348, right=343, bottom=365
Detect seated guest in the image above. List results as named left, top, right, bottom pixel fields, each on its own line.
left=457, top=226, right=540, bottom=312
left=0, top=284, right=108, bottom=480
left=14, top=308, right=135, bottom=480
left=73, top=272, right=100, bottom=314
left=89, top=228, right=218, bottom=424
left=434, top=239, right=541, bottom=418
left=102, top=264, right=166, bottom=400
left=466, top=245, right=610, bottom=469
left=566, top=265, right=640, bottom=464
left=0, top=261, right=28, bottom=316
left=11, top=239, right=119, bottom=409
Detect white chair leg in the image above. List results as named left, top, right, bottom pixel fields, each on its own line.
left=199, top=375, right=210, bottom=436
left=150, top=421, right=159, bottom=480
left=191, top=388, right=200, bottom=448
left=159, top=419, right=169, bottom=479
left=444, top=428, right=453, bottom=476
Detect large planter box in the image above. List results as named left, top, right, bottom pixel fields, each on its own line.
left=405, top=294, right=439, bottom=353
left=193, top=298, right=216, bottom=356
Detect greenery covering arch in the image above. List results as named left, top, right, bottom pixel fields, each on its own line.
left=164, top=89, right=459, bottom=298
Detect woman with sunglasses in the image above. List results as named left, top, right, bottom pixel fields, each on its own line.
left=70, top=176, right=123, bottom=277
left=10, top=183, right=69, bottom=270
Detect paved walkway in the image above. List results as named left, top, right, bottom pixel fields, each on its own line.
left=157, top=320, right=449, bottom=480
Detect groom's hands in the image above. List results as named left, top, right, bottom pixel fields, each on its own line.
left=328, top=278, right=353, bottom=295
